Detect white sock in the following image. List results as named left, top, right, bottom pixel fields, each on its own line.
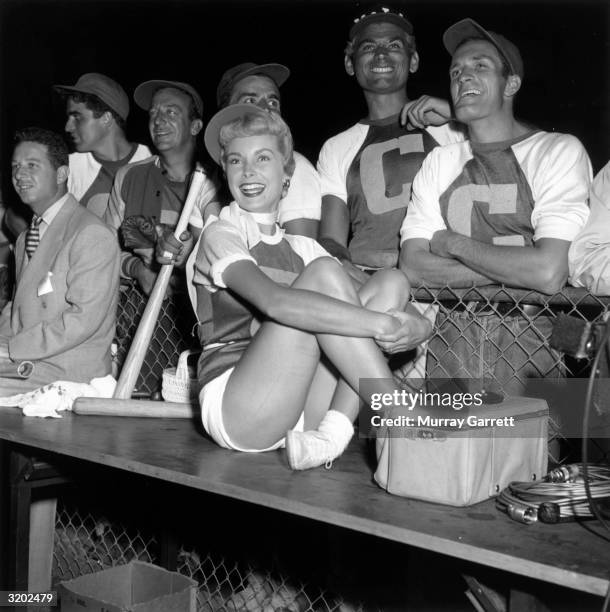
left=317, top=410, right=354, bottom=453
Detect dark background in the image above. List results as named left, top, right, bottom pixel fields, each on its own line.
left=0, top=0, right=608, bottom=210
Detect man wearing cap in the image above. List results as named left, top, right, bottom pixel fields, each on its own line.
left=317, top=5, right=464, bottom=286
left=156, top=62, right=321, bottom=270
left=101, top=80, right=219, bottom=392
left=104, top=79, right=219, bottom=295
left=400, top=19, right=591, bottom=395
left=169, top=62, right=319, bottom=256
left=54, top=73, right=151, bottom=218
left=212, top=62, right=320, bottom=238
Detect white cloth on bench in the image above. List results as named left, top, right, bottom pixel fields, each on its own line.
left=0, top=375, right=115, bottom=417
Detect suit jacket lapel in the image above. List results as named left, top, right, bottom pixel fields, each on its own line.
left=13, top=196, right=79, bottom=305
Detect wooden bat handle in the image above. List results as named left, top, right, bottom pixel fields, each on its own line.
left=74, top=397, right=196, bottom=418
left=113, top=166, right=206, bottom=399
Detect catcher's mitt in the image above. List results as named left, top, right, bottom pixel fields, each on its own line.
left=120, top=215, right=158, bottom=250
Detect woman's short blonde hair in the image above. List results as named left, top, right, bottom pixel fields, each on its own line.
left=219, top=110, right=296, bottom=177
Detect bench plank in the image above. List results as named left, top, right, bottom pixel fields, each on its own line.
left=0, top=410, right=608, bottom=596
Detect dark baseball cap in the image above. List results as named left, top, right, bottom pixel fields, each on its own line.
left=133, top=80, right=204, bottom=117
left=204, top=104, right=271, bottom=165
left=216, top=63, right=290, bottom=108
left=54, top=73, right=130, bottom=120
left=349, top=5, right=414, bottom=40
left=443, top=18, right=524, bottom=79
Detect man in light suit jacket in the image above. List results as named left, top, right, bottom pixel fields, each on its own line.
left=0, top=127, right=120, bottom=395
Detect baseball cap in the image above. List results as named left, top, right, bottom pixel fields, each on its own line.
left=443, top=18, right=524, bottom=79
left=349, top=5, right=414, bottom=40
left=53, top=73, right=130, bottom=120
left=204, top=104, right=270, bottom=165
left=133, top=80, right=204, bottom=117
left=216, top=63, right=290, bottom=108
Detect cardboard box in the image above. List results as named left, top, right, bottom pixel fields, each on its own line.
left=59, top=561, right=197, bottom=612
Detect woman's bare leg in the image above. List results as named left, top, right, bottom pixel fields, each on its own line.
left=221, top=261, right=408, bottom=452
left=286, top=268, right=411, bottom=468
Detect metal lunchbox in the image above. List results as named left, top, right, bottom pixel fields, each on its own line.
left=374, top=396, right=549, bottom=506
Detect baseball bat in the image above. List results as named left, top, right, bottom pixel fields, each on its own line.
left=73, top=397, right=196, bottom=418
left=113, top=166, right=206, bottom=399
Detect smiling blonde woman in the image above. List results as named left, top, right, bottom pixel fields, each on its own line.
left=189, top=104, right=431, bottom=470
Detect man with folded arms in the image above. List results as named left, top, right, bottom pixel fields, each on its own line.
left=400, top=19, right=591, bottom=395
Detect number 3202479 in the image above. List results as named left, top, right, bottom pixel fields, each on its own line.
left=0, top=591, right=57, bottom=606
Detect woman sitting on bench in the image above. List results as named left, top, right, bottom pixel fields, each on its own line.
left=191, top=104, right=432, bottom=470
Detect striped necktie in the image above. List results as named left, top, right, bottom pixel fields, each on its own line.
left=25, top=215, right=42, bottom=259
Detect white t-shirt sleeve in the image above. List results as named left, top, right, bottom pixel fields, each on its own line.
left=426, top=121, right=467, bottom=146
left=569, top=161, right=610, bottom=293
left=195, top=219, right=256, bottom=289
left=400, top=148, right=447, bottom=244
left=189, top=205, right=204, bottom=230
left=67, top=155, right=78, bottom=200
left=133, top=144, right=153, bottom=162
left=284, top=234, right=333, bottom=266
left=317, top=137, right=347, bottom=203
left=189, top=174, right=221, bottom=229
left=67, top=152, right=96, bottom=202
left=278, top=153, right=321, bottom=225
left=530, top=134, right=592, bottom=241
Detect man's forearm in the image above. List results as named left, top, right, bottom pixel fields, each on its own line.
left=283, top=218, right=319, bottom=239
left=400, top=247, right=491, bottom=288
left=446, top=234, right=567, bottom=294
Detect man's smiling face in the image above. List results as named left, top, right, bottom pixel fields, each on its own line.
left=12, top=141, right=65, bottom=215
left=449, top=39, right=510, bottom=124
left=148, top=87, right=199, bottom=153
left=347, top=22, right=418, bottom=94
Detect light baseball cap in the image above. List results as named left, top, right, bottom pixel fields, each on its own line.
left=133, top=80, right=204, bottom=117
left=204, top=104, right=271, bottom=165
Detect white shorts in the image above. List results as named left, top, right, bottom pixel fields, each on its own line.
left=200, top=367, right=304, bottom=452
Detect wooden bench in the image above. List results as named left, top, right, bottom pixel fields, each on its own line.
left=0, top=409, right=608, bottom=607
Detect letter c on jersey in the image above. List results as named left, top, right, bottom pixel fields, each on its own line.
left=446, top=183, right=524, bottom=245
left=360, top=134, right=424, bottom=215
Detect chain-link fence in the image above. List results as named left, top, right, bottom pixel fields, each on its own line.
left=114, top=280, right=198, bottom=396
left=53, top=285, right=610, bottom=610
left=114, top=281, right=610, bottom=401
left=394, top=286, right=610, bottom=466
left=398, top=285, right=609, bottom=385
left=53, top=484, right=371, bottom=611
